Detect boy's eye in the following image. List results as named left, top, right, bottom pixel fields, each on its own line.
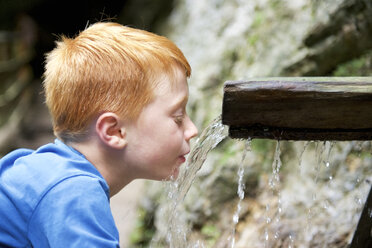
left=174, top=115, right=184, bottom=125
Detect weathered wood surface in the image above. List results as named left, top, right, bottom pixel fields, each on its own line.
left=222, top=77, right=372, bottom=140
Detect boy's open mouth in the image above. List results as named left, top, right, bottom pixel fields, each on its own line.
left=178, top=155, right=186, bottom=163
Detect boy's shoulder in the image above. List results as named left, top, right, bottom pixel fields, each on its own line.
left=0, top=140, right=109, bottom=208
left=0, top=140, right=115, bottom=247
left=1, top=140, right=103, bottom=182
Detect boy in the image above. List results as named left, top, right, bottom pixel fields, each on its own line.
left=0, top=22, right=198, bottom=247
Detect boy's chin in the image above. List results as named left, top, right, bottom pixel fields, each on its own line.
left=163, top=167, right=180, bottom=181
left=151, top=167, right=180, bottom=181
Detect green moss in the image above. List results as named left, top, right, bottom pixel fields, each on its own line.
left=201, top=224, right=221, bottom=247
left=251, top=139, right=272, bottom=153
left=201, top=224, right=219, bottom=237
left=218, top=140, right=239, bottom=165
left=220, top=49, right=239, bottom=81
left=129, top=207, right=156, bottom=247
left=251, top=139, right=281, bottom=172
left=269, top=0, right=282, bottom=9
left=248, top=34, right=260, bottom=46
left=252, top=11, right=264, bottom=29
left=333, top=51, right=372, bottom=76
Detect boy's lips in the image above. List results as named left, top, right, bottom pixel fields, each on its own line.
left=178, top=150, right=190, bottom=164
left=178, top=155, right=186, bottom=163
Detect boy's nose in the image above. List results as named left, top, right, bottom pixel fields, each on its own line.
left=185, top=116, right=198, bottom=141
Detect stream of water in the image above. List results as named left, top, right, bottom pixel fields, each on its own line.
left=150, top=117, right=371, bottom=247
left=228, top=139, right=251, bottom=248
left=163, top=115, right=229, bottom=248
left=264, top=141, right=283, bottom=247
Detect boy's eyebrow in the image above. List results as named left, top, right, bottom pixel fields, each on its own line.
left=171, top=94, right=189, bottom=110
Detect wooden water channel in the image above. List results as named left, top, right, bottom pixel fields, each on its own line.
left=222, top=77, right=372, bottom=248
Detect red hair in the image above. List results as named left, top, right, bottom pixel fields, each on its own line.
left=43, top=22, right=191, bottom=142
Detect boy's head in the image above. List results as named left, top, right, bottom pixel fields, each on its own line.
left=43, top=22, right=191, bottom=142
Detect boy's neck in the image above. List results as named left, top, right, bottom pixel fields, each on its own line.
left=69, top=138, right=134, bottom=197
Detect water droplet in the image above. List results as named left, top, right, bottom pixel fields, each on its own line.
left=266, top=217, right=271, bottom=224
left=323, top=200, right=329, bottom=209
left=269, top=178, right=275, bottom=188
left=355, top=197, right=362, bottom=205
left=326, top=162, right=330, bottom=167
left=289, top=235, right=294, bottom=246
left=312, top=193, right=317, bottom=201
left=233, top=214, right=239, bottom=224
left=274, top=217, right=279, bottom=223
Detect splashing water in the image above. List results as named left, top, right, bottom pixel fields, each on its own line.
left=165, top=115, right=229, bottom=248
left=174, top=115, right=228, bottom=203
left=228, top=139, right=252, bottom=248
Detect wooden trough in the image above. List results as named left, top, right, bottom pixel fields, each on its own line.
left=222, top=77, right=372, bottom=141
left=222, top=77, right=372, bottom=248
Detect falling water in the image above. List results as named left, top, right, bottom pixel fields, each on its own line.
left=173, top=115, right=228, bottom=203
left=323, top=141, right=335, bottom=210
left=351, top=141, right=370, bottom=214
left=228, top=139, right=252, bottom=248
left=149, top=124, right=371, bottom=247
left=298, top=141, right=311, bottom=175
left=264, top=140, right=282, bottom=248
left=353, top=142, right=364, bottom=209
left=307, top=141, right=326, bottom=230
left=164, top=115, right=229, bottom=248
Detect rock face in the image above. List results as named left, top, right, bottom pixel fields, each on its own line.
left=284, top=0, right=372, bottom=76
left=131, top=0, right=372, bottom=247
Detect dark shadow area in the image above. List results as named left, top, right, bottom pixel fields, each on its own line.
left=0, top=0, right=174, bottom=155
left=1, top=0, right=174, bottom=77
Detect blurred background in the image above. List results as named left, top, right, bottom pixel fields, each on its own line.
left=0, top=0, right=173, bottom=154
left=1, top=0, right=372, bottom=247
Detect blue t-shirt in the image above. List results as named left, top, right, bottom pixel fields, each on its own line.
left=0, top=139, right=120, bottom=247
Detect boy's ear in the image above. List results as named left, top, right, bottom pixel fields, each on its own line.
left=95, top=112, right=127, bottom=149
